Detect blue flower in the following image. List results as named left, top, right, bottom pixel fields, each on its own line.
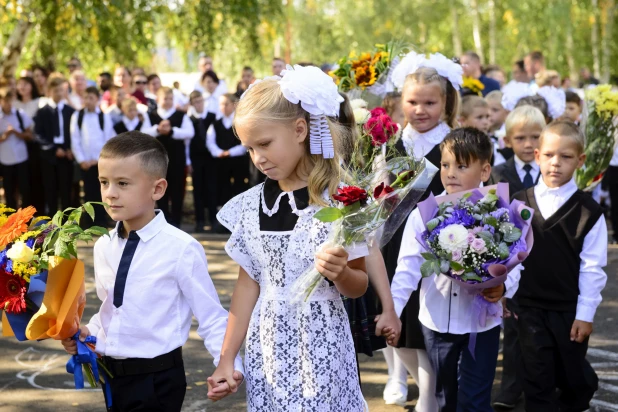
left=26, top=238, right=35, bottom=248
left=483, top=224, right=496, bottom=234
left=490, top=208, right=509, bottom=221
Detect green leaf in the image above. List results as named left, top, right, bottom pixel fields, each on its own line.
left=426, top=218, right=440, bottom=232
left=83, top=203, right=95, bottom=221
left=421, top=252, right=436, bottom=261
left=476, top=231, right=494, bottom=245
left=66, top=242, right=78, bottom=258
left=62, top=225, right=84, bottom=234
left=462, top=192, right=473, bottom=199
left=85, top=226, right=109, bottom=237
left=483, top=215, right=499, bottom=228
left=431, top=260, right=442, bottom=276
left=420, top=261, right=435, bottom=277
left=67, top=209, right=83, bottom=224
left=450, top=261, right=463, bottom=271
left=313, top=207, right=343, bottom=222
left=51, top=210, right=64, bottom=227
left=498, top=242, right=510, bottom=260
left=462, top=272, right=483, bottom=282
left=342, top=202, right=361, bottom=215
left=42, top=228, right=59, bottom=252
left=77, top=233, right=94, bottom=242
left=439, top=260, right=450, bottom=273
left=503, top=227, right=522, bottom=243
left=55, top=240, right=69, bottom=258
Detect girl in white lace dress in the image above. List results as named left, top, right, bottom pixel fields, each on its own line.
left=207, top=66, right=369, bottom=411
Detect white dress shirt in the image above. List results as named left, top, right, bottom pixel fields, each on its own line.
left=206, top=113, right=247, bottom=157
left=46, top=99, right=67, bottom=145
left=392, top=208, right=521, bottom=334
left=533, top=177, right=608, bottom=322
left=0, top=108, right=32, bottom=166
left=400, top=122, right=451, bottom=160
left=610, top=141, right=618, bottom=167
left=142, top=107, right=195, bottom=140
left=86, top=212, right=243, bottom=372
left=68, top=93, right=84, bottom=110
left=121, top=115, right=152, bottom=132
left=70, top=108, right=114, bottom=163
left=493, top=141, right=506, bottom=166
left=513, top=155, right=540, bottom=184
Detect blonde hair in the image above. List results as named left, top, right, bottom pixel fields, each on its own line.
left=157, top=86, right=173, bottom=98
left=505, top=105, right=547, bottom=135
left=460, top=95, right=488, bottom=119
left=540, top=119, right=585, bottom=154
left=403, top=67, right=460, bottom=128
left=234, top=79, right=344, bottom=206
left=485, top=90, right=503, bottom=104
left=535, top=70, right=561, bottom=88
left=382, top=91, right=402, bottom=118
left=120, top=97, right=137, bottom=112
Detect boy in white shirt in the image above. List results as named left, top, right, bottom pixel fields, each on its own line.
left=391, top=128, right=520, bottom=411
left=0, top=86, right=33, bottom=208
left=61, top=132, right=243, bottom=411
left=70, top=86, right=114, bottom=226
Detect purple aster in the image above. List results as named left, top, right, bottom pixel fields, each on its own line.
left=483, top=224, right=496, bottom=234
left=490, top=208, right=510, bottom=221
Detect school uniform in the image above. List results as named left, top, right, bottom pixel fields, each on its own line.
left=206, top=113, right=248, bottom=206
left=142, top=108, right=195, bottom=227
left=188, top=107, right=217, bottom=231
left=0, top=108, right=33, bottom=208
left=513, top=178, right=607, bottom=412
left=35, top=100, right=75, bottom=215
left=607, top=145, right=618, bottom=243
left=113, top=115, right=151, bottom=135
left=86, top=211, right=243, bottom=411
left=489, top=155, right=540, bottom=196
left=70, top=107, right=114, bottom=226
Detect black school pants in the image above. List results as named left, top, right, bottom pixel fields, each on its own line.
left=608, top=165, right=618, bottom=242
left=80, top=165, right=107, bottom=227
left=159, top=154, right=185, bottom=227
left=40, top=148, right=72, bottom=215
left=518, top=307, right=598, bottom=412
left=2, top=160, right=30, bottom=209
left=191, top=155, right=218, bottom=226
left=216, top=156, right=248, bottom=207
left=495, top=297, right=523, bottom=402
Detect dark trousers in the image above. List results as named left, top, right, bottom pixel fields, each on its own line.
left=80, top=165, right=107, bottom=227
left=40, top=149, right=72, bottom=215
left=159, top=158, right=185, bottom=227
left=608, top=165, right=618, bottom=242
left=191, top=156, right=217, bottom=226
left=104, top=360, right=186, bottom=411
left=518, top=307, right=598, bottom=412
left=496, top=297, right=523, bottom=402
left=216, top=156, right=248, bottom=207
left=2, top=160, right=30, bottom=209
left=27, top=142, right=45, bottom=213
left=422, top=324, right=501, bottom=412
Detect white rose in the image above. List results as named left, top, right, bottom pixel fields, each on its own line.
left=7, top=241, right=35, bottom=263
left=350, top=98, right=368, bottom=110
left=438, top=224, right=469, bottom=253
left=353, top=108, right=370, bottom=125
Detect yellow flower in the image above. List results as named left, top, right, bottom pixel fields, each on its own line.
left=355, top=65, right=377, bottom=89
left=7, top=241, right=35, bottom=263
left=462, top=76, right=485, bottom=96
left=12, top=261, right=37, bottom=282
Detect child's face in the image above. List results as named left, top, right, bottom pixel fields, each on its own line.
left=241, top=70, right=254, bottom=85
left=235, top=118, right=308, bottom=183
left=535, top=132, right=585, bottom=188
left=0, top=98, right=12, bottom=113
left=460, top=107, right=491, bottom=134
left=219, top=96, right=235, bottom=117
left=99, top=155, right=166, bottom=227
left=84, top=93, right=98, bottom=111
left=191, top=96, right=205, bottom=114
left=564, top=102, right=582, bottom=123
left=50, top=85, right=64, bottom=103
left=402, top=82, right=446, bottom=133
left=123, top=104, right=138, bottom=120
left=203, top=77, right=218, bottom=94
left=440, top=147, right=491, bottom=194
left=16, top=79, right=32, bottom=99
left=488, top=101, right=507, bottom=132
left=505, top=122, right=542, bottom=163
left=158, top=93, right=174, bottom=110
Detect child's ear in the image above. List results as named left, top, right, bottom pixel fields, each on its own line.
left=294, top=118, right=308, bottom=143
left=481, top=161, right=491, bottom=182
left=577, top=152, right=586, bottom=168
left=534, top=148, right=541, bottom=165
left=152, top=178, right=168, bottom=201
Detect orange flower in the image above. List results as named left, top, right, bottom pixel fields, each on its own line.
left=355, top=65, right=377, bottom=89
left=0, top=206, right=36, bottom=250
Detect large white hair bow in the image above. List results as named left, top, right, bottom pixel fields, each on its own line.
left=501, top=81, right=534, bottom=111
left=537, top=86, right=566, bottom=119
left=390, top=51, right=463, bottom=91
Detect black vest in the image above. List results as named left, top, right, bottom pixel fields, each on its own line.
left=393, top=139, right=444, bottom=200
left=213, top=118, right=237, bottom=151
left=190, top=113, right=216, bottom=160
left=113, top=120, right=143, bottom=135
left=513, top=188, right=603, bottom=312
left=148, top=110, right=186, bottom=163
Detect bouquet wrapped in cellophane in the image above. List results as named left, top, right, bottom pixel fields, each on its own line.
left=576, top=84, right=618, bottom=190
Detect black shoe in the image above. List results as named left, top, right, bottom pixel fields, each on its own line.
left=493, top=396, right=521, bottom=410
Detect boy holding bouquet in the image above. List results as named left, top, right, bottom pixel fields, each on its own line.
left=513, top=120, right=607, bottom=411
left=61, top=132, right=243, bottom=411
left=391, top=127, right=521, bottom=411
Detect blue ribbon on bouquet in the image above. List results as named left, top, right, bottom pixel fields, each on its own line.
left=65, top=331, right=112, bottom=408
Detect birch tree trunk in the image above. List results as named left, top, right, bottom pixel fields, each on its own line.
left=470, top=0, right=484, bottom=62
left=488, top=0, right=497, bottom=64
left=601, top=0, right=616, bottom=83
left=566, top=0, right=577, bottom=81
left=591, top=0, right=602, bottom=79
left=0, top=9, right=33, bottom=78
left=450, top=0, right=462, bottom=57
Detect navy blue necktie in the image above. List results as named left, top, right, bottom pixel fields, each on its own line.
left=53, top=106, right=61, bottom=138
left=113, top=230, right=140, bottom=308
left=523, top=164, right=534, bottom=189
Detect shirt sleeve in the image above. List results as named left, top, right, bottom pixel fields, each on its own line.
left=206, top=124, right=224, bottom=157
left=576, top=215, right=608, bottom=322
left=391, top=209, right=425, bottom=318
left=228, top=145, right=247, bottom=157
left=141, top=119, right=159, bottom=136
left=185, top=139, right=191, bottom=166
left=171, top=114, right=195, bottom=140
left=69, top=112, right=86, bottom=164
left=103, top=113, right=115, bottom=141
left=85, top=241, right=107, bottom=339
left=20, top=110, right=34, bottom=130
left=176, top=242, right=244, bottom=373
left=503, top=264, right=522, bottom=299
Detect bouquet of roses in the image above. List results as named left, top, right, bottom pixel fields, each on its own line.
left=0, top=203, right=111, bottom=391
left=290, top=156, right=438, bottom=304
left=575, top=84, right=618, bottom=190
left=415, top=184, right=533, bottom=331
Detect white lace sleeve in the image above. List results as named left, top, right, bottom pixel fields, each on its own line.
left=217, top=193, right=261, bottom=281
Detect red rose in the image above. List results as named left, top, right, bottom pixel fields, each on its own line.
left=333, top=186, right=368, bottom=206
left=373, top=182, right=395, bottom=199
left=370, top=107, right=387, bottom=117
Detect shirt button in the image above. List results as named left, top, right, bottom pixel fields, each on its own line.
left=114, top=309, right=120, bottom=315
left=453, top=293, right=458, bottom=297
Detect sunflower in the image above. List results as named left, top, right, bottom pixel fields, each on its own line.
left=0, top=268, right=27, bottom=314
left=351, top=52, right=372, bottom=69
left=0, top=206, right=36, bottom=250
left=355, top=65, right=377, bottom=89
left=462, top=76, right=485, bottom=96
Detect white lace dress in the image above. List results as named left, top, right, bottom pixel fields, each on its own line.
left=217, top=183, right=368, bottom=412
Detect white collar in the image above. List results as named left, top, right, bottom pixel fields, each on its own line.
left=110, top=210, right=166, bottom=242
left=218, top=112, right=234, bottom=123
left=122, top=116, right=140, bottom=128
left=187, top=106, right=208, bottom=119
left=47, top=99, right=66, bottom=110
left=402, top=122, right=450, bottom=146
left=535, top=176, right=577, bottom=198
left=513, top=155, right=539, bottom=172
left=82, top=106, right=101, bottom=114
left=157, top=107, right=176, bottom=119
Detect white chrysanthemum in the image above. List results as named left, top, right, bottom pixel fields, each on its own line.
left=353, top=108, right=370, bottom=125
left=537, top=86, right=566, bottom=119
left=350, top=98, right=368, bottom=110
left=438, top=224, right=469, bottom=253
left=278, top=64, right=343, bottom=117
left=501, top=81, right=533, bottom=111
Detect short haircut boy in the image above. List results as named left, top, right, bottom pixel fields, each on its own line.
left=515, top=95, right=549, bottom=121
left=565, top=91, right=582, bottom=106
left=0, top=86, right=14, bottom=100
left=48, top=76, right=66, bottom=89
left=100, top=131, right=169, bottom=178
left=157, top=86, right=174, bottom=98
left=120, top=97, right=137, bottom=112
left=85, top=86, right=100, bottom=98
left=505, top=105, right=546, bottom=135
left=485, top=90, right=502, bottom=104
left=189, top=90, right=202, bottom=103
left=460, top=95, right=489, bottom=118
left=440, top=127, right=493, bottom=165
left=539, top=119, right=585, bottom=154
left=222, top=93, right=239, bottom=104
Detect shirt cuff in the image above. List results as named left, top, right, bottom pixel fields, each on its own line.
left=576, top=303, right=597, bottom=323
left=394, top=299, right=405, bottom=319
left=234, top=356, right=245, bottom=375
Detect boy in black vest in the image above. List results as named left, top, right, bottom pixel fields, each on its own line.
left=113, top=98, right=150, bottom=135
left=206, top=93, right=248, bottom=210
left=70, top=86, right=114, bottom=227
left=35, top=76, right=76, bottom=215
left=143, top=87, right=194, bottom=227
left=188, top=91, right=217, bottom=233
left=513, top=120, right=607, bottom=412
